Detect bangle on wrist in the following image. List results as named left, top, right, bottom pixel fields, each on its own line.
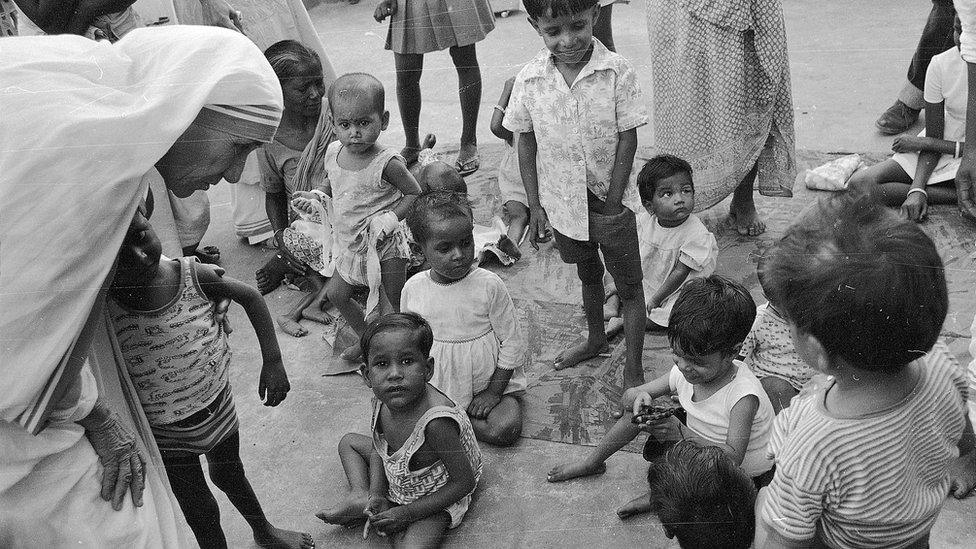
left=907, top=187, right=928, bottom=200
left=493, top=104, right=506, bottom=114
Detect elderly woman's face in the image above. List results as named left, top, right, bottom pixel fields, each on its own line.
left=155, top=123, right=262, bottom=198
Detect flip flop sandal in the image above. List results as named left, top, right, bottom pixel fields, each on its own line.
left=455, top=155, right=481, bottom=177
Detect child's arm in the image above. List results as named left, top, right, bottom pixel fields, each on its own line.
left=602, top=128, right=639, bottom=216
left=490, top=77, right=516, bottom=144
left=891, top=134, right=963, bottom=155
left=368, top=418, right=476, bottom=535
left=902, top=100, right=946, bottom=221
left=364, top=444, right=391, bottom=518
left=519, top=132, right=549, bottom=249
left=383, top=158, right=423, bottom=221
left=469, top=280, right=526, bottom=418
left=647, top=263, right=692, bottom=313
left=195, top=267, right=290, bottom=406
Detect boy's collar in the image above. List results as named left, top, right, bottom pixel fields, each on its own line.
left=525, top=38, right=617, bottom=82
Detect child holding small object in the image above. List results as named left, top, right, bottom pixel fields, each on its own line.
left=321, top=73, right=423, bottom=361
left=606, top=155, right=717, bottom=336
left=316, top=313, right=482, bottom=547
left=756, top=194, right=976, bottom=548
left=402, top=191, right=528, bottom=446
left=739, top=252, right=812, bottom=413
left=647, top=440, right=757, bottom=549
left=548, top=275, right=774, bottom=521
left=505, top=0, right=648, bottom=387
left=108, top=205, right=312, bottom=549
left=490, top=75, right=530, bottom=261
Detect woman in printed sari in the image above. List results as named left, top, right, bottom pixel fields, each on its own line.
left=0, top=26, right=282, bottom=546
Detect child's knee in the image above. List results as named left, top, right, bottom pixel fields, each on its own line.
left=326, top=279, right=352, bottom=304
left=503, top=201, right=529, bottom=224
left=577, top=259, right=605, bottom=286
left=614, top=280, right=643, bottom=302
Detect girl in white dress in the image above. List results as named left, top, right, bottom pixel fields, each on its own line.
left=401, top=191, right=528, bottom=446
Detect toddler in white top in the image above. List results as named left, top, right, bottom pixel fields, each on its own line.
left=401, top=191, right=528, bottom=446
left=606, top=155, right=718, bottom=334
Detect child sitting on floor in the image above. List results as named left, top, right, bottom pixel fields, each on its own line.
left=401, top=191, right=528, bottom=446
left=320, top=72, right=423, bottom=361
left=548, top=275, right=774, bottom=520
left=606, top=155, right=717, bottom=335
left=490, top=75, right=530, bottom=261
left=647, top=440, right=757, bottom=549
left=756, top=193, right=976, bottom=548
left=108, top=204, right=312, bottom=549
left=316, top=313, right=482, bottom=547
left=739, top=251, right=812, bottom=413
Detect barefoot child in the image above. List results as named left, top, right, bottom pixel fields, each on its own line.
left=739, top=252, right=811, bottom=413
left=504, top=0, right=648, bottom=388
left=401, top=191, right=528, bottom=446
left=647, top=441, right=757, bottom=549
left=606, top=155, right=717, bottom=336
left=490, top=75, right=530, bottom=261
left=322, top=73, right=423, bottom=360
left=254, top=40, right=335, bottom=337
left=756, top=194, right=976, bottom=548
left=317, top=313, right=482, bottom=546
left=108, top=205, right=312, bottom=549
left=548, top=276, right=774, bottom=520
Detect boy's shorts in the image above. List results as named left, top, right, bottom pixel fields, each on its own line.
left=552, top=198, right=642, bottom=289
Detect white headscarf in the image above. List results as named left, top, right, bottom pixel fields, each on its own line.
left=0, top=25, right=283, bottom=432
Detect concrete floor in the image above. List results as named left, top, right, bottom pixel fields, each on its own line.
left=195, top=1, right=976, bottom=546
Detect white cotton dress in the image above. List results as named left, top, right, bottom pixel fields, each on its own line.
left=400, top=268, right=528, bottom=409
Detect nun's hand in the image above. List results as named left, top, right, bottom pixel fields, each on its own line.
left=374, top=0, right=397, bottom=22
left=79, top=402, right=146, bottom=511
left=200, top=0, right=245, bottom=33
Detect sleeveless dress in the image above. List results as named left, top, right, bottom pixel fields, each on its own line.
left=371, top=394, right=482, bottom=528
left=385, top=0, right=494, bottom=55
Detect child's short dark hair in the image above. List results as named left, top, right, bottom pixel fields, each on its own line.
left=328, top=72, right=385, bottom=115
left=763, top=193, right=947, bottom=370
left=523, top=0, right=598, bottom=20
left=647, top=440, right=757, bottom=549
left=668, top=275, right=756, bottom=357
left=637, top=154, right=694, bottom=204
left=265, top=40, right=322, bottom=82
left=406, top=190, right=473, bottom=245
left=360, top=312, right=434, bottom=366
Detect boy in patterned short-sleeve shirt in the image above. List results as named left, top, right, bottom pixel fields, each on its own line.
left=503, top=0, right=648, bottom=387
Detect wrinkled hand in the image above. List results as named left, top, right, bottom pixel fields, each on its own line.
left=900, top=191, right=928, bottom=222
left=527, top=206, right=551, bottom=250
left=259, top=358, right=291, bottom=406
left=369, top=504, right=412, bottom=536
left=891, top=135, right=926, bottom=154
left=948, top=453, right=976, bottom=499
left=291, top=192, right=318, bottom=215
left=84, top=409, right=146, bottom=511
left=369, top=211, right=400, bottom=240
left=213, top=297, right=234, bottom=336
left=956, top=151, right=976, bottom=222
left=467, top=390, right=501, bottom=419
left=374, top=0, right=397, bottom=22
left=200, top=0, right=244, bottom=32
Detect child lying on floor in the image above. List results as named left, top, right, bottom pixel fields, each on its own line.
left=548, top=275, right=774, bottom=520
left=317, top=313, right=482, bottom=547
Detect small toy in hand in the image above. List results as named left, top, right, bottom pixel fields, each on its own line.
left=632, top=403, right=682, bottom=425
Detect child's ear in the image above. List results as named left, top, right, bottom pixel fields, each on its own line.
left=360, top=365, right=373, bottom=388
left=795, top=330, right=830, bottom=372
left=381, top=110, right=390, bottom=131
left=425, top=357, right=435, bottom=381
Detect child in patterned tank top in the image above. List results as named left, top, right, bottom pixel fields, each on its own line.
left=109, top=203, right=312, bottom=549
left=317, top=313, right=482, bottom=547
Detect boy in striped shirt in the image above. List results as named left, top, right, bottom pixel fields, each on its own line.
left=756, top=194, right=976, bottom=548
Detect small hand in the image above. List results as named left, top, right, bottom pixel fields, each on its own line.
left=369, top=505, right=412, bottom=536
left=200, top=0, right=244, bottom=32
left=527, top=206, right=551, bottom=250
left=374, top=0, right=397, bottom=22
left=630, top=391, right=654, bottom=416
left=612, top=387, right=643, bottom=418
left=467, top=390, right=501, bottom=419
left=259, top=358, right=291, bottom=406
left=200, top=263, right=233, bottom=335
left=891, top=135, right=926, bottom=154
left=635, top=414, right=681, bottom=440
left=900, top=191, right=928, bottom=222
left=84, top=410, right=146, bottom=511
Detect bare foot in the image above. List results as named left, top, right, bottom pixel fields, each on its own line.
left=603, top=294, right=620, bottom=321
left=253, top=525, right=315, bottom=549
left=605, top=317, right=624, bottom=339
left=547, top=459, right=607, bottom=482
left=616, top=492, right=652, bottom=519
left=301, top=304, right=332, bottom=325
left=554, top=341, right=610, bottom=370
left=496, top=235, right=522, bottom=261
left=316, top=492, right=369, bottom=526
left=340, top=343, right=363, bottom=363
left=728, top=206, right=766, bottom=237
left=277, top=316, right=308, bottom=338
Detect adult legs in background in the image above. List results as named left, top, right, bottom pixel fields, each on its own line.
left=394, top=52, right=424, bottom=165
left=593, top=4, right=614, bottom=52
left=729, top=161, right=766, bottom=236
left=876, top=0, right=956, bottom=134
left=449, top=44, right=482, bottom=173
